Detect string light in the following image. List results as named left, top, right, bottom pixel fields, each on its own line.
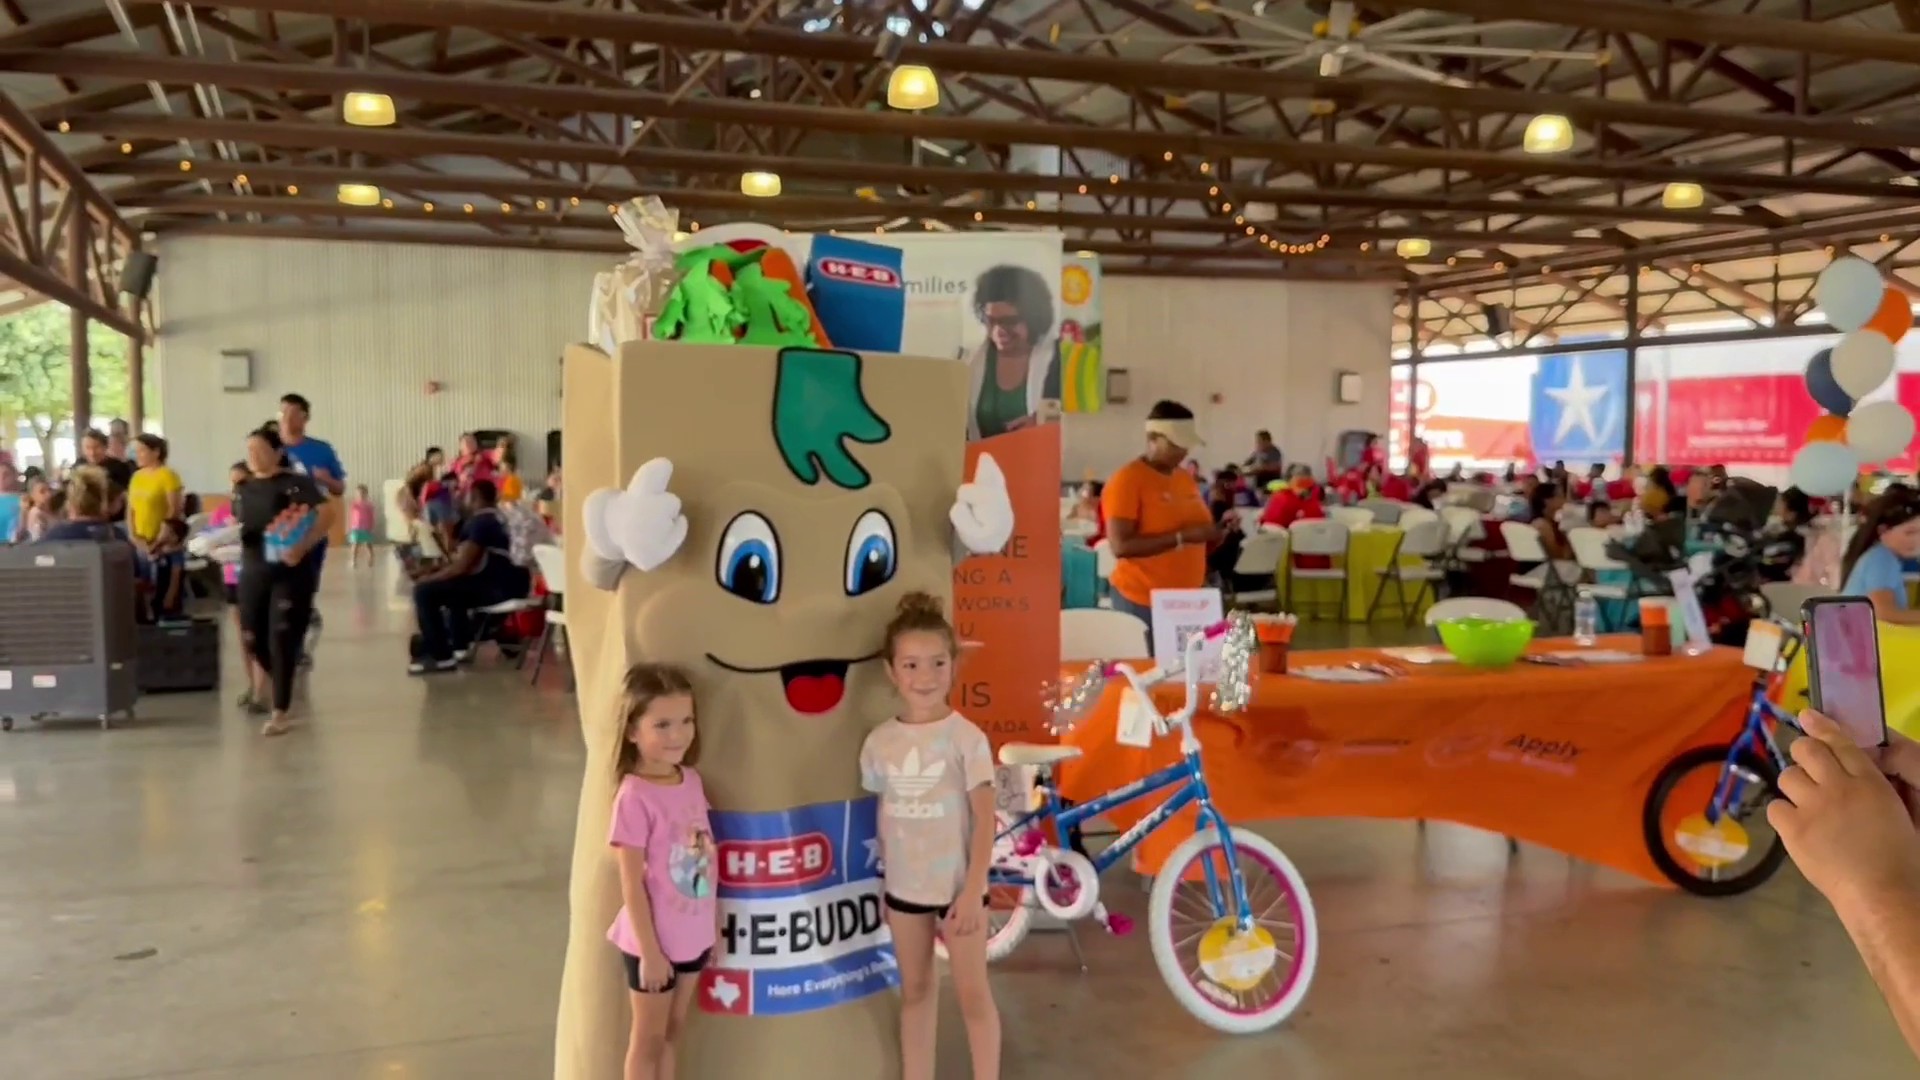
left=1108, top=174, right=1120, bottom=184
left=120, top=142, right=133, bottom=154
left=56, top=120, right=70, bottom=133
left=1077, top=184, right=1088, bottom=194
left=380, top=198, right=394, bottom=209
left=973, top=211, right=984, bottom=221
left=463, top=203, right=475, bottom=213
left=1198, top=162, right=1211, bottom=174
left=569, top=197, right=581, bottom=207
left=501, top=202, right=513, bottom=213
left=1208, top=186, right=1219, bottom=197
left=536, top=199, right=549, bottom=211
left=286, top=184, right=299, bottom=195
left=178, top=160, right=192, bottom=172
left=1245, top=225, right=1256, bottom=235
left=234, top=173, right=248, bottom=185
left=423, top=202, right=434, bottom=212
left=1162, top=151, right=1174, bottom=161
left=1221, top=202, right=1232, bottom=212
left=1025, top=200, right=1037, bottom=209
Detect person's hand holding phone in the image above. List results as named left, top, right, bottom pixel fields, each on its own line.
left=1769, top=709, right=1920, bottom=913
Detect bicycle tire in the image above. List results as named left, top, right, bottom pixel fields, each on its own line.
left=1642, top=743, right=1788, bottom=897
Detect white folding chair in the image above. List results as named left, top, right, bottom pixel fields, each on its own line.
left=1286, top=519, right=1351, bottom=622
left=527, top=543, right=573, bottom=690
left=1425, top=596, right=1530, bottom=626
left=1092, top=538, right=1117, bottom=609
left=1358, top=498, right=1406, bottom=525
left=1060, top=608, right=1150, bottom=662
left=1439, top=505, right=1488, bottom=568
left=1501, top=521, right=1580, bottom=631
left=1226, top=530, right=1287, bottom=610
left=1397, top=506, right=1440, bottom=533
left=1367, top=519, right=1448, bottom=626
left=1230, top=506, right=1264, bottom=537
left=1567, top=525, right=1634, bottom=629
left=1329, top=506, right=1375, bottom=531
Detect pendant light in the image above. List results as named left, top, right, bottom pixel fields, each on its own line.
left=886, top=65, right=940, bottom=111
left=740, top=171, right=782, bottom=198
left=1522, top=114, right=1574, bottom=154
left=1662, top=181, right=1705, bottom=209
left=1395, top=238, right=1432, bottom=259
left=342, top=91, right=396, bottom=127
left=337, top=183, right=381, bottom=207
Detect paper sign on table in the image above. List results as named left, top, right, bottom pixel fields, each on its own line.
left=1666, top=569, right=1715, bottom=655
left=1149, top=587, right=1225, bottom=682
left=1115, top=688, right=1157, bottom=749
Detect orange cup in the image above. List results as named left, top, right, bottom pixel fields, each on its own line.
left=1259, top=640, right=1290, bottom=675
left=1639, top=598, right=1672, bottom=657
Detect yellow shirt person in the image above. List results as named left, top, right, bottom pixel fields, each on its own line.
left=127, top=434, right=184, bottom=542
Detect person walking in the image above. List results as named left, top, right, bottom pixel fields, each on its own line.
left=234, top=426, right=334, bottom=736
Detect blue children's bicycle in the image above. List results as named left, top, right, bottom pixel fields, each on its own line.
left=1641, top=617, right=1802, bottom=896
left=963, top=618, right=1320, bottom=1034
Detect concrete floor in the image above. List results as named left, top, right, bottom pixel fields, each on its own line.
left=1, top=570, right=1911, bottom=1079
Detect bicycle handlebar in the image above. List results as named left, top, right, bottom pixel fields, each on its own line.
left=1100, top=619, right=1235, bottom=743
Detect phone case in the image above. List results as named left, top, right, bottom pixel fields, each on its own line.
left=1801, top=596, right=1889, bottom=747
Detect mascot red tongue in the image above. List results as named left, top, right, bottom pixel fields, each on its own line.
left=555, top=341, right=1012, bottom=1080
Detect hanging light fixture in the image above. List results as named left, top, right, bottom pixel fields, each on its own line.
left=342, top=91, right=396, bottom=127
left=1662, top=181, right=1705, bottom=209
left=886, top=65, right=940, bottom=111
left=337, top=183, right=381, bottom=207
left=1522, top=114, right=1574, bottom=154
left=1395, top=237, right=1432, bottom=259
left=740, top=171, right=782, bottom=198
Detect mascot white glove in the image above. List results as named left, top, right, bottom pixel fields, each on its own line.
left=582, top=458, right=689, bottom=578
left=950, top=452, right=1015, bottom=555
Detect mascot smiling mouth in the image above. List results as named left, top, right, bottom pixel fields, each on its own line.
left=706, top=653, right=882, bottom=715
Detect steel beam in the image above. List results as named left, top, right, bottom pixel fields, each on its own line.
left=104, top=0, right=1920, bottom=147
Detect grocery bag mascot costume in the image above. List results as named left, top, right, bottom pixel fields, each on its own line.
left=554, top=341, right=1013, bottom=1080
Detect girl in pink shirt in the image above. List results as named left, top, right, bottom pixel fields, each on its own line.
left=606, top=663, right=717, bottom=1079
left=346, top=484, right=376, bottom=567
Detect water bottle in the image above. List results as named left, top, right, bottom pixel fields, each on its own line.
left=1572, top=586, right=1599, bottom=647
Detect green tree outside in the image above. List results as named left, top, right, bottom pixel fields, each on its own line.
left=0, top=302, right=133, bottom=467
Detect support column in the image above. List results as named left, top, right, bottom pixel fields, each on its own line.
left=1405, top=283, right=1422, bottom=458
left=1622, top=259, right=1640, bottom=467
left=68, top=215, right=91, bottom=437
left=129, top=334, right=146, bottom=432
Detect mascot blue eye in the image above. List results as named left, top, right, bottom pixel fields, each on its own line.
left=845, top=510, right=897, bottom=596
left=716, top=512, right=781, bottom=604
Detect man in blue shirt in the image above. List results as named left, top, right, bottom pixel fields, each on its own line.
left=277, top=393, right=345, bottom=555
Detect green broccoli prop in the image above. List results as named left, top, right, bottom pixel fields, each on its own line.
left=730, top=260, right=821, bottom=347
left=654, top=247, right=745, bottom=343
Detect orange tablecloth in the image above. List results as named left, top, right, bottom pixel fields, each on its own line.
left=1055, top=635, right=1756, bottom=887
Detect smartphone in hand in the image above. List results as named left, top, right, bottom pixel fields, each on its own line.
left=1802, top=597, right=1889, bottom=748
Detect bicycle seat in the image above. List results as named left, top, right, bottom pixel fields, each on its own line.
left=998, top=744, right=1083, bottom=767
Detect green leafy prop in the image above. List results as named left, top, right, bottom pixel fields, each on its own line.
left=654, top=245, right=820, bottom=347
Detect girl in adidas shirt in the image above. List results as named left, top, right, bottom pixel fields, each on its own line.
left=606, top=663, right=718, bottom=1080
left=860, top=592, right=1001, bottom=1080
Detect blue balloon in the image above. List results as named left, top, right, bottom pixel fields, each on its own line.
left=1806, top=348, right=1854, bottom=416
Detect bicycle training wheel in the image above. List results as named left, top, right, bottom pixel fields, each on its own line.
left=1643, top=743, right=1787, bottom=897
left=936, top=810, right=1032, bottom=964
left=1147, top=825, right=1318, bottom=1035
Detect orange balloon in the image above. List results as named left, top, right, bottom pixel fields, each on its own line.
left=1806, top=414, right=1849, bottom=443
left=1865, top=287, right=1913, bottom=344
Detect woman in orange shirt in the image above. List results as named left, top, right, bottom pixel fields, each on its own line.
left=1100, top=400, right=1220, bottom=650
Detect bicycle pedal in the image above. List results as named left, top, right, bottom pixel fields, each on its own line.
left=1104, top=912, right=1135, bottom=937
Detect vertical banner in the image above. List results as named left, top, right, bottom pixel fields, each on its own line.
left=1059, top=254, right=1104, bottom=413
left=954, top=423, right=1062, bottom=748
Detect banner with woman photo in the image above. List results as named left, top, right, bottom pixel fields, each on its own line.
left=665, top=225, right=1064, bottom=745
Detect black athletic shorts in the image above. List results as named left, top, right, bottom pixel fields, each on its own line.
left=621, top=948, right=711, bottom=993
left=884, top=893, right=991, bottom=920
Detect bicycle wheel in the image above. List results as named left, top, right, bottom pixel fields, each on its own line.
left=1643, top=743, right=1788, bottom=897
left=936, top=810, right=1033, bottom=964
left=1147, top=825, right=1318, bottom=1035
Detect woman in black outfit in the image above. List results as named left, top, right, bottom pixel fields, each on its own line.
left=235, top=427, right=335, bottom=736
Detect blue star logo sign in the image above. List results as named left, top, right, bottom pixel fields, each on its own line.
left=1530, top=350, right=1627, bottom=460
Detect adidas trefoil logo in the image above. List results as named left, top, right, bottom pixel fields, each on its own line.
left=885, top=748, right=946, bottom=798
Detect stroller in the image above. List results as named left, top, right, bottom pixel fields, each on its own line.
left=1607, top=481, right=1775, bottom=647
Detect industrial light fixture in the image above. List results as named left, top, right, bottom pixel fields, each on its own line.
left=1395, top=237, right=1433, bottom=259
left=337, top=183, right=381, bottom=207
left=342, top=91, right=397, bottom=127
left=740, top=171, right=782, bottom=197
left=1661, top=181, right=1705, bottom=209
left=886, top=65, right=940, bottom=111
left=1522, top=114, right=1574, bottom=154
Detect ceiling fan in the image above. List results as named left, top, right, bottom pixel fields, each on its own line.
left=1052, top=1, right=1605, bottom=86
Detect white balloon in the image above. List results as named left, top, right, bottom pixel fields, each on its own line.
left=1789, top=441, right=1860, bottom=496
left=1847, top=400, right=1918, bottom=463
left=1815, top=257, right=1888, bottom=332
left=1830, top=330, right=1897, bottom=398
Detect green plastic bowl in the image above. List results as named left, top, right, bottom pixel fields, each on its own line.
left=1436, top=617, right=1536, bottom=668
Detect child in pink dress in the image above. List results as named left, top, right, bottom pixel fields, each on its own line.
left=607, top=663, right=717, bottom=1080
left=346, top=484, right=376, bottom=567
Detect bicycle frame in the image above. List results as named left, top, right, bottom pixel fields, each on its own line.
left=1708, top=625, right=1801, bottom=824
left=988, top=748, right=1255, bottom=929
